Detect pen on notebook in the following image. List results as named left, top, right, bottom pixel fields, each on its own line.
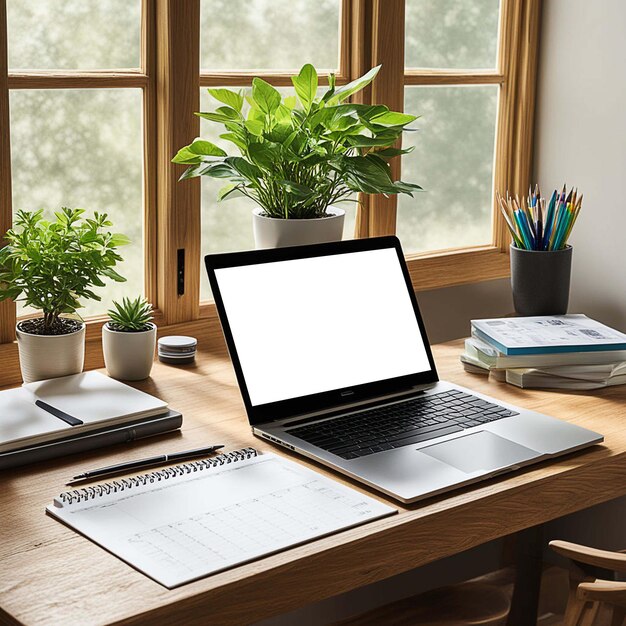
left=67, top=445, right=225, bottom=485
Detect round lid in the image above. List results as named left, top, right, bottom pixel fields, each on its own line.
left=157, top=335, right=198, bottom=349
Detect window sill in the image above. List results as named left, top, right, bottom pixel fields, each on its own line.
left=405, top=245, right=511, bottom=291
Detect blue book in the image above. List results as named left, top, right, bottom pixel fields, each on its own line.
left=471, top=315, right=626, bottom=356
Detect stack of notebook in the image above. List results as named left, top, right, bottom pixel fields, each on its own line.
left=0, top=371, right=182, bottom=469
left=460, top=315, right=626, bottom=389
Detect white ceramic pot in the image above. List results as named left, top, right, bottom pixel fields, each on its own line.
left=252, top=206, right=345, bottom=249
left=16, top=322, right=86, bottom=384
left=102, top=322, right=157, bottom=381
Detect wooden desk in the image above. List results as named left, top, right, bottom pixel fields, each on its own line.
left=1, top=335, right=625, bottom=626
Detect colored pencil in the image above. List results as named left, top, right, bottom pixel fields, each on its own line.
left=497, top=184, right=582, bottom=251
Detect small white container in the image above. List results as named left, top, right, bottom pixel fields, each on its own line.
left=252, top=206, right=345, bottom=249
left=102, top=322, right=157, bottom=381
left=16, top=322, right=86, bottom=384
left=158, top=336, right=197, bottom=365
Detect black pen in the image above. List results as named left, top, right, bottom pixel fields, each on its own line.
left=67, top=445, right=225, bottom=485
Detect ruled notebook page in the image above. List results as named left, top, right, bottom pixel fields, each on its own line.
left=47, top=452, right=395, bottom=588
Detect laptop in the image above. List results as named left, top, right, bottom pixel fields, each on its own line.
left=205, top=236, right=603, bottom=503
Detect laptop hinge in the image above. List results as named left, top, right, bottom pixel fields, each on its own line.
left=275, top=386, right=434, bottom=429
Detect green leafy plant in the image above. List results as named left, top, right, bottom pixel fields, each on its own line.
left=107, top=296, right=154, bottom=332
left=0, top=208, right=130, bottom=334
left=172, top=64, right=421, bottom=219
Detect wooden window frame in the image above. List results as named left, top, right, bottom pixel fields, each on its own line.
left=0, top=0, right=540, bottom=386
left=0, top=0, right=162, bottom=385
left=360, top=0, right=541, bottom=290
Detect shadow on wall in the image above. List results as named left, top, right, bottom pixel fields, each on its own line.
left=415, top=278, right=514, bottom=344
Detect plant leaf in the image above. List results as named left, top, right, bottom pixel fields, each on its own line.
left=228, top=157, right=263, bottom=182
left=248, top=142, right=278, bottom=169
left=171, top=146, right=203, bottom=164
left=208, top=88, right=244, bottom=112
left=370, top=111, right=417, bottom=126
left=291, top=63, right=318, bottom=112
left=217, top=183, right=244, bottom=202
left=244, top=119, right=264, bottom=136
left=374, top=145, right=415, bottom=157
left=251, top=77, right=281, bottom=116
left=109, top=233, right=131, bottom=247
left=327, top=65, right=381, bottom=105
left=188, top=138, right=227, bottom=157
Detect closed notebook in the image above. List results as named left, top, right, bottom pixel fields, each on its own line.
left=1, top=371, right=168, bottom=453
left=47, top=448, right=396, bottom=588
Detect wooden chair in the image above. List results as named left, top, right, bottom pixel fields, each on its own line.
left=549, top=540, right=626, bottom=626
left=335, top=579, right=511, bottom=626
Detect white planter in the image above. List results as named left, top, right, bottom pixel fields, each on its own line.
left=102, top=322, right=157, bottom=381
left=252, top=206, right=345, bottom=249
left=16, top=322, right=86, bottom=384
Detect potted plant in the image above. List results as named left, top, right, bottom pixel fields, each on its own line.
left=172, top=63, right=421, bottom=248
left=0, top=208, right=129, bottom=383
left=102, top=296, right=156, bottom=381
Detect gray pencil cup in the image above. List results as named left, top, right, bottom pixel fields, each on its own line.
left=510, top=244, right=572, bottom=316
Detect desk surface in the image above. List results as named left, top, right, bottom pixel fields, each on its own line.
left=1, top=335, right=625, bottom=626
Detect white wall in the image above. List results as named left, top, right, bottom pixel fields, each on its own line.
left=419, top=0, right=626, bottom=344
left=534, top=0, right=626, bottom=332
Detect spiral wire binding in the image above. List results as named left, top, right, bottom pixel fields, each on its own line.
left=57, top=447, right=258, bottom=506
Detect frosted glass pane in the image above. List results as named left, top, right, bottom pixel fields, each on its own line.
left=7, top=0, right=141, bottom=70
left=200, top=0, right=340, bottom=71
left=396, top=86, right=497, bottom=254
left=197, top=87, right=355, bottom=301
left=10, top=89, right=144, bottom=318
left=405, top=0, right=500, bottom=69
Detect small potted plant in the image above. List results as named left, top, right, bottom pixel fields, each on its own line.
left=102, top=296, right=156, bottom=381
left=172, top=63, right=421, bottom=248
left=0, top=208, right=129, bottom=383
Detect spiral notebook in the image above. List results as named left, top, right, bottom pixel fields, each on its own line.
left=46, top=448, right=395, bottom=588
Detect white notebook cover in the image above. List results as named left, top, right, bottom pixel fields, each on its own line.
left=47, top=450, right=396, bottom=588
left=0, top=388, right=72, bottom=446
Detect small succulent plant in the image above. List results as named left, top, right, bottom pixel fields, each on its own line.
left=107, top=296, right=154, bottom=332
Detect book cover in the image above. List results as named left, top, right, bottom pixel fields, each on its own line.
left=471, top=315, right=626, bottom=355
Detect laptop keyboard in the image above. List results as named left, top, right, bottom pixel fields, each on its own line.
left=286, top=390, right=518, bottom=460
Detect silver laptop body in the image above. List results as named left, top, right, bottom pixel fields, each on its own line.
left=206, top=237, right=603, bottom=503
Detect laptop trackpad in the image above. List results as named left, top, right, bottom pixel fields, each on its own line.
left=420, top=431, right=538, bottom=474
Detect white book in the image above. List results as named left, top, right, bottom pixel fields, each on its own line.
left=47, top=449, right=396, bottom=588
left=471, top=315, right=626, bottom=356
left=0, top=371, right=168, bottom=453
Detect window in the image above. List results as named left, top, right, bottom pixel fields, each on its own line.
left=197, top=0, right=355, bottom=301
left=0, top=0, right=540, bottom=375
left=399, top=0, right=501, bottom=253
left=3, top=0, right=148, bottom=322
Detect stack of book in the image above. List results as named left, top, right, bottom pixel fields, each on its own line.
left=460, top=314, right=626, bottom=389
left=0, top=371, right=182, bottom=470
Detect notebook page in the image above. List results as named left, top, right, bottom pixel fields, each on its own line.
left=47, top=453, right=395, bottom=588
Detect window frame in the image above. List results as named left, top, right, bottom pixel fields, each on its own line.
left=0, top=0, right=540, bottom=386
left=0, top=0, right=160, bottom=332
left=360, top=0, right=541, bottom=290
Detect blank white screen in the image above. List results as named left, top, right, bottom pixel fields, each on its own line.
left=215, top=248, right=432, bottom=406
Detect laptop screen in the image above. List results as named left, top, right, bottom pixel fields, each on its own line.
left=207, top=238, right=438, bottom=422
